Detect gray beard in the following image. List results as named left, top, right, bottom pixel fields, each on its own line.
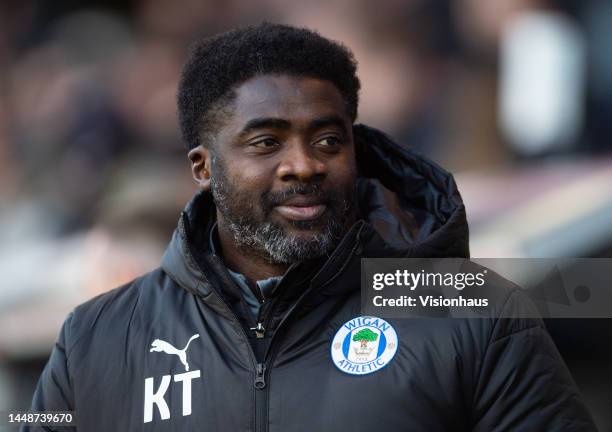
left=221, top=217, right=344, bottom=264
left=210, top=156, right=353, bottom=264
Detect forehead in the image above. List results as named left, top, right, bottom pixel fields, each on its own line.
left=230, top=74, right=349, bottom=123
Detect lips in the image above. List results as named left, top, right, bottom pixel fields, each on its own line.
left=274, top=195, right=327, bottom=221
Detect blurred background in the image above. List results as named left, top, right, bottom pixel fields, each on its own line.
left=0, top=0, right=611, bottom=429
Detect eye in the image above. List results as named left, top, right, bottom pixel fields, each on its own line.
left=250, top=138, right=279, bottom=149
left=314, top=136, right=341, bottom=147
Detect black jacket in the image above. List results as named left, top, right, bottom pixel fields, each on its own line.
left=26, top=125, right=596, bottom=431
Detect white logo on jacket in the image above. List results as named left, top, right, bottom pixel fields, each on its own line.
left=150, top=334, right=200, bottom=371
left=144, top=334, right=202, bottom=423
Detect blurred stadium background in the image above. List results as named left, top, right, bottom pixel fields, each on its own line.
left=0, top=0, right=611, bottom=429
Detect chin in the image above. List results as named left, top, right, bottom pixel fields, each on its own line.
left=282, top=218, right=329, bottom=233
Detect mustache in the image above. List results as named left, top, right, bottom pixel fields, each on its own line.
left=263, top=184, right=328, bottom=207
left=260, top=183, right=352, bottom=217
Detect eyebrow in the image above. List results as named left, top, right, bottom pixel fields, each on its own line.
left=238, top=114, right=349, bottom=138
left=307, top=114, right=348, bottom=135
left=238, top=117, right=291, bottom=138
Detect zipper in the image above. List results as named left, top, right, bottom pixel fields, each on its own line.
left=248, top=263, right=350, bottom=432
left=195, top=271, right=268, bottom=432
left=250, top=321, right=266, bottom=339
left=204, top=250, right=282, bottom=431
left=247, top=254, right=352, bottom=432
left=179, top=215, right=266, bottom=432
left=254, top=363, right=267, bottom=389
left=254, top=363, right=268, bottom=432
left=251, top=296, right=270, bottom=339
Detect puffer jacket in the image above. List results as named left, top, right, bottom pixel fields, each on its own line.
left=25, top=125, right=596, bottom=431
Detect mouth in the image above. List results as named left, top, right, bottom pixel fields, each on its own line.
left=274, top=195, right=327, bottom=222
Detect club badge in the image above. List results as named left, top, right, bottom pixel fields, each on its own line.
left=330, top=316, right=398, bottom=375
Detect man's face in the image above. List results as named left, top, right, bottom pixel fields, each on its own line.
left=201, top=74, right=358, bottom=264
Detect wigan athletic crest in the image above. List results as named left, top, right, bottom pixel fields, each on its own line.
left=330, top=316, right=398, bottom=375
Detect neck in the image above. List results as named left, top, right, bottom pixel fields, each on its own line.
left=216, top=219, right=289, bottom=284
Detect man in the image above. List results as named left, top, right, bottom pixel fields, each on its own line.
left=26, top=23, right=596, bottom=431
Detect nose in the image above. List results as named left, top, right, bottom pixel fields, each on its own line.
left=276, top=141, right=327, bottom=182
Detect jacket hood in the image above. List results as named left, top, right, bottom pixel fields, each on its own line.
left=161, top=124, right=469, bottom=295
left=353, top=124, right=469, bottom=258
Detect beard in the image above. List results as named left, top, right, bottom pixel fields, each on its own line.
left=209, top=154, right=356, bottom=264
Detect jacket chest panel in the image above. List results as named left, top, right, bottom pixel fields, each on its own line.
left=73, top=308, right=258, bottom=430
left=137, top=318, right=256, bottom=429
left=266, top=315, right=466, bottom=432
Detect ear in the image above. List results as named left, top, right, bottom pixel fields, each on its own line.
left=188, top=145, right=212, bottom=191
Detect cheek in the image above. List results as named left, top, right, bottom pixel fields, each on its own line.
left=328, top=153, right=357, bottom=185
left=226, top=161, right=273, bottom=194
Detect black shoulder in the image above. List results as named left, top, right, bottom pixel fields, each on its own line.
left=65, top=267, right=166, bottom=357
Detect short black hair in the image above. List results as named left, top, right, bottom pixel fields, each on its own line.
left=177, top=22, right=360, bottom=150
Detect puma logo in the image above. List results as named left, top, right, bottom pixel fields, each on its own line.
left=150, top=334, right=200, bottom=371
